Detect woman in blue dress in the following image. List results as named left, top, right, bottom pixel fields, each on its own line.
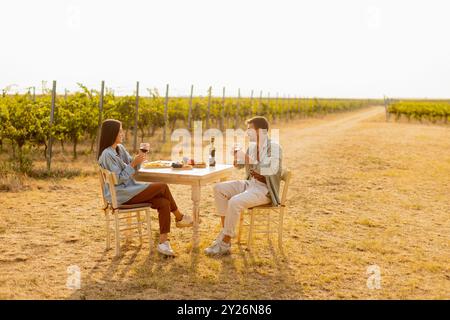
left=98, top=119, right=192, bottom=256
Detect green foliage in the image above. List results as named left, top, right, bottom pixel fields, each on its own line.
left=388, top=100, right=450, bottom=123
left=0, top=85, right=378, bottom=171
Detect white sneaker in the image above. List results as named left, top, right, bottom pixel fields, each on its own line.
left=204, top=240, right=231, bottom=256
left=210, top=229, right=225, bottom=246
left=176, top=214, right=193, bottom=228
left=157, top=241, right=175, bottom=256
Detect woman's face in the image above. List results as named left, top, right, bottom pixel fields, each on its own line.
left=115, top=125, right=124, bottom=144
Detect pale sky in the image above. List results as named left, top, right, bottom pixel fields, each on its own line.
left=1, top=0, right=449, bottom=98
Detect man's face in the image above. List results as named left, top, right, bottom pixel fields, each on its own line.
left=246, top=123, right=257, bottom=142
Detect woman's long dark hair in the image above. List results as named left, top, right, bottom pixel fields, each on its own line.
left=97, top=119, right=122, bottom=159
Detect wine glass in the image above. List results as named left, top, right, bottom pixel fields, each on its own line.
left=233, top=143, right=242, bottom=157
left=139, top=142, right=150, bottom=162
left=233, top=142, right=243, bottom=165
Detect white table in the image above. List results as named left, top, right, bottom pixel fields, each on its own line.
left=135, top=164, right=234, bottom=248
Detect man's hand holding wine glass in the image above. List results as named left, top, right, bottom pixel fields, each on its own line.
left=233, top=143, right=248, bottom=167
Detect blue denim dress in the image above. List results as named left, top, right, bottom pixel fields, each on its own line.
left=98, top=144, right=149, bottom=204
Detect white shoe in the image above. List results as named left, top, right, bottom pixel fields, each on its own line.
left=210, top=229, right=225, bottom=246
left=176, top=214, right=193, bottom=228
left=157, top=241, right=175, bottom=256
left=204, top=240, right=231, bottom=256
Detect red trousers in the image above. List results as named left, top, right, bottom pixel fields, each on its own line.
left=123, top=183, right=178, bottom=234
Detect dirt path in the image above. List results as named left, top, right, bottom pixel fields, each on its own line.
left=1, top=106, right=449, bottom=299
left=278, top=106, right=385, bottom=151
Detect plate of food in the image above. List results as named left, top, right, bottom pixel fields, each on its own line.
left=142, top=160, right=173, bottom=169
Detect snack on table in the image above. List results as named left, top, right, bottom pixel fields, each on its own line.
left=142, top=160, right=173, bottom=169
left=171, top=162, right=193, bottom=170
left=171, top=162, right=183, bottom=168
left=186, top=159, right=207, bottom=168
left=193, top=162, right=207, bottom=168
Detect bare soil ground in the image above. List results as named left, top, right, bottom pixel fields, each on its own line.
left=1, top=106, right=449, bottom=299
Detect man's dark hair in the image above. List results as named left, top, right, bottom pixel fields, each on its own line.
left=245, top=116, right=269, bottom=130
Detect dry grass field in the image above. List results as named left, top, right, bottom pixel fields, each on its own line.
left=0, top=106, right=449, bottom=299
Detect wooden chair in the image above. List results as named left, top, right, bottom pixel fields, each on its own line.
left=98, top=166, right=153, bottom=257
left=237, top=169, right=292, bottom=250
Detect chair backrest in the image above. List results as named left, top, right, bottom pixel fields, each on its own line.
left=280, top=169, right=292, bottom=206
left=98, top=167, right=109, bottom=210
left=98, top=165, right=119, bottom=209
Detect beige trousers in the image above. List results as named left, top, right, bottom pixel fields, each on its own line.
left=213, top=178, right=271, bottom=237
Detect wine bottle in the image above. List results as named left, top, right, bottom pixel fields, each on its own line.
left=209, top=137, right=216, bottom=167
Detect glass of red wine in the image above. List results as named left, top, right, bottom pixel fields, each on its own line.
left=139, top=142, right=150, bottom=153
left=139, top=143, right=150, bottom=162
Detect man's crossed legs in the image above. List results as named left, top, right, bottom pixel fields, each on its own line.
left=205, top=179, right=271, bottom=255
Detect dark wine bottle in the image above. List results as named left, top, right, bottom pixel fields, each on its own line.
left=209, top=137, right=216, bottom=167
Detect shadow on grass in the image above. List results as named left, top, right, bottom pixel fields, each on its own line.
left=68, top=233, right=302, bottom=300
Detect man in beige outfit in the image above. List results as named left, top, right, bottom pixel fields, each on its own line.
left=205, top=116, right=282, bottom=256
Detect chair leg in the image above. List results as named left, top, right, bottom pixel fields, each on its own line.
left=145, top=209, right=152, bottom=253
left=137, top=211, right=143, bottom=245
left=105, top=209, right=111, bottom=250
left=126, top=212, right=132, bottom=241
left=247, top=209, right=255, bottom=250
left=278, top=208, right=284, bottom=250
left=114, top=210, right=121, bottom=257
left=237, top=211, right=244, bottom=244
